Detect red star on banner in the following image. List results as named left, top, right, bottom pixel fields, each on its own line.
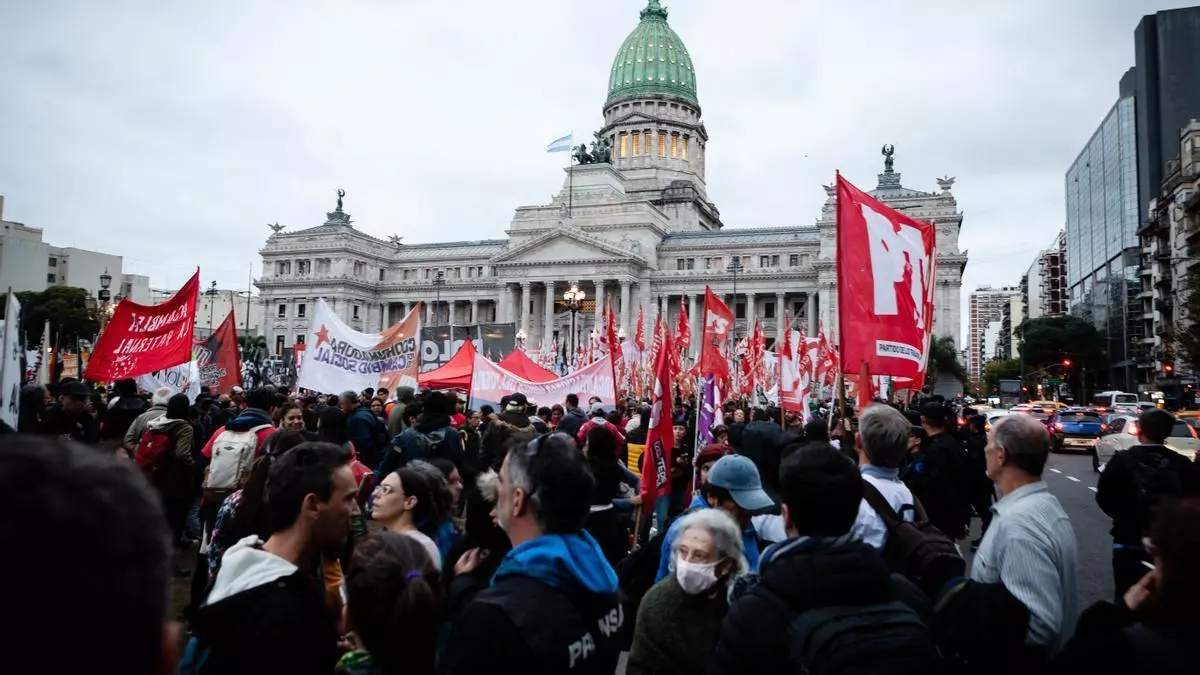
left=314, top=324, right=330, bottom=348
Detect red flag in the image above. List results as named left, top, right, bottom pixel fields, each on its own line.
left=87, top=270, right=199, bottom=381
left=836, top=173, right=936, bottom=382
left=635, top=308, right=646, bottom=351
left=194, top=310, right=243, bottom=394
left=815, top=322, right=832, bottom=385
left=676, top=297, right=691, bottom=349
left=649, top=312, right=664, bottom=367
left=779, top=317, right=804, bottom=413
left=640, top=336, right=675, bottom=514
left=605, top=304, right=622, bottom=381
left=700, top=287, right=734, bottom=380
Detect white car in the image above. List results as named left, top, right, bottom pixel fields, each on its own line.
left=1094, top=415, right=1200, bottom=472
left=984, top=409, right=1010, bottom=432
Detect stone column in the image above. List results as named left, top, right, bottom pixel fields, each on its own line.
left=425, top=299, right=433, bottom=325
left=688, top=293, right=699, bottom=358
left=807, top=293, right=817, bottom=335
left=496, top=287, right=506, bottom=323
left=520, top=282, right=532, bottom=337
left=470, top=299, right=479, bottom=325
left=776, top=292, right=787, bottom=346
left=594, top=280, right=606, bottom=331
left=544, top=281, right=556, bottom=350
left=620, top=280, right=632, bottom=336
left=745, top=292, right=757, bottom=332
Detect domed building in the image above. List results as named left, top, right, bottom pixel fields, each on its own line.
left=257, top=0, right=967, bottom=367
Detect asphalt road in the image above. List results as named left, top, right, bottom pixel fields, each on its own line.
left=963, top=451, right=1113, bottom=611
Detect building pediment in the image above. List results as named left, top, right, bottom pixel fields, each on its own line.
left=490, top=225, right=647, bottom=267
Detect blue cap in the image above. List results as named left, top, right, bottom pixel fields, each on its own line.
left=706, top=455, right=774, bottom=511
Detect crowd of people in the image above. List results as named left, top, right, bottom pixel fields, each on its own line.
left=3, top=377, right=1200, bottom=674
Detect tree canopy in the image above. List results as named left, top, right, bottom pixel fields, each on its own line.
left=0, top=286, right=99, bottom=348
left=1175, top=268, right=1200, bottom=369
left=1015, top=315, right=1104, bottom=372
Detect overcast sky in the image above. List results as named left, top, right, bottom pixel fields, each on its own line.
left=1, top=0, right=1194, bottom=345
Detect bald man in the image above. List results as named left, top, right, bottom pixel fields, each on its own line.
left=971, top=414, right=1078, bottom=656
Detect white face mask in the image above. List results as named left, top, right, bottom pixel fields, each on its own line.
left=675, top=556, right=720, bottom=595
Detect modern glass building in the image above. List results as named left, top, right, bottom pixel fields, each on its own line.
left=1066, top=69, right=1140, bottom=393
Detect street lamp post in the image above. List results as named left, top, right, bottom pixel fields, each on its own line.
left=206, top=281, right=218, bottom=334
left=563, top=284, right=586, bottom=370
left=432, top=270, right=446, bottom=326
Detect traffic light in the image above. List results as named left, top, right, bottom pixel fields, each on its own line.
left=1164, top=360, right=1175, bottom=376
left=1062, top=358, right=1072, bottom=368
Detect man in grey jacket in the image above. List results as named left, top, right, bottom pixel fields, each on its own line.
left=123, top=387, right=172, bottom=455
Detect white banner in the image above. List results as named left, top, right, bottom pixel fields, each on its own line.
left=136, top=360, right=202, bottom=402
left=0, top=293, right=23, bottom=429
left=298, top=299, right=421, bottom=395
left=469, top=352, right=616, bottom=410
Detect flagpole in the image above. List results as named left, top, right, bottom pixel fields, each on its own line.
left=567, top=130, right=574, bottom=218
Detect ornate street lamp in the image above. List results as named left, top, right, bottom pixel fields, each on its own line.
left=432, top=270, right=446, bottom=326
left=563, top=283, right=586, bottom=369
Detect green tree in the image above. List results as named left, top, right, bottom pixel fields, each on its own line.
left=930, top=335, right=967, bottom=381
left=0, top=287, right=99, bottom=347
left=1175, top=267, right=1200, bottom=369
left=1016, top=316, right=1104, bottom=371
left=983, top=358, right=1022, bottom=394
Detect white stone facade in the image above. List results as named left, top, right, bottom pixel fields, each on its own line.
left=256, top=19, right=967, bottom=362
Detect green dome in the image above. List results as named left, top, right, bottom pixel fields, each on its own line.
left=606, top=1, right=698, bottom=108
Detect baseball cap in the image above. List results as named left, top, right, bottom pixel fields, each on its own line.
left=707, top=455, right=774, bottom=511
left=230, top=386, right=245, bottom=394
left=589, top=402, right=607, bottom=416
left=505, top=392, right=528, bottom=411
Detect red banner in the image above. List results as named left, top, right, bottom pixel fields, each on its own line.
left=640, top=336, right=675, bottom=514
left=700, top=287, right=734, bottom=380
left=836, top=174, right=936, bottom=381
left=86, top=270, right=199, bottom=381
left=635, top=307, right=646, bottom=351
left=194, top=310, right=242, bottom=394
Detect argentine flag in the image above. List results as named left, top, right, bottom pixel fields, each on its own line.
left=546, top=133, right=573, bottom=153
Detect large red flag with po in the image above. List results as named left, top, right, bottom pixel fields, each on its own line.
left=640, top=333, right=675, bottom=514
left=699, top=287, right=734, bottom=380
left=836, top=174, right=936, bottom=382
left=86, top=270, right=199, bottom=381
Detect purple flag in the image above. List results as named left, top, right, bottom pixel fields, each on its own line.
left=697, top=374, right=717, bottom=447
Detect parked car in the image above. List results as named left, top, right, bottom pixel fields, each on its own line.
left=1094, top=414, right=1200, bottom=473
left=1050, top=410, right=1106, bottom=467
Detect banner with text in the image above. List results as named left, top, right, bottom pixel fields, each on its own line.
left=420, top=323, right=517, bottom=372
left=299, top=298, right=421, bottom=394
left=86, top=270, right=199, bottom=381
left=0, top=293, right=23, bottom=429
left=137, top=360, right=202, bottom=402
left=469, top=352, right=616, bottom=410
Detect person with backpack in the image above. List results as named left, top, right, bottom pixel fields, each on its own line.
left=198, top=388, right=278, bottom=528
left=123, top=387, right=172, bottom=455
left=476, top=393, right=535, bottom=471
left=103, top=378, right=149, bottom=443
left=137, top=393, right=196, bottom=550
left=1056, top=497, right=1200, bottom=674
left=1096, top=408, right=1200, bottom=602
left=973, top=413, right=1078, bottom=656
left=851, top=404, right=918, bottom=548
left=902, top=402, right=971, bottom=542
left=715, top=443, right=939, bottom=675
left=342, top=390, right=389, bottom=471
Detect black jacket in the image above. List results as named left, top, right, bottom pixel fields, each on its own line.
left=716, top=537, right=936, bottom=675
left=443, top=575, right=625, bottom=675
left=1056, top=600, right=1200, bottom=675
left=1096, top=444, right=1200, bottom=544
left=40, top=404, right=100, bottom=445
left=903, top=431, right=969, bottom=538
left=190, top=541, right=338, bottom=675
left=102, top=395, right=149, bottom=441
left=557, top=406, right=588, bottom=439
left=739, top=421, right=785, bottom=496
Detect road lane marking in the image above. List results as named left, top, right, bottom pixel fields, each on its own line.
left=1067, top=476, right=1080, bottom=482
left=1050, top=468, right=1062, bottom=474
left=1088, top=487, right=1098, bottom=492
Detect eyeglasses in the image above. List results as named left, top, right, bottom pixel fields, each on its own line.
left=374, top=484, right=396, bottom=495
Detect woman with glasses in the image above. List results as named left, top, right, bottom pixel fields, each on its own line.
left=371, top=468, right=442, bottom=570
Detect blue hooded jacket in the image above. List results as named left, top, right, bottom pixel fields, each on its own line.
left=492, top=531, right=618, bottom=594
left=224, top=408, right=273, bottom=432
